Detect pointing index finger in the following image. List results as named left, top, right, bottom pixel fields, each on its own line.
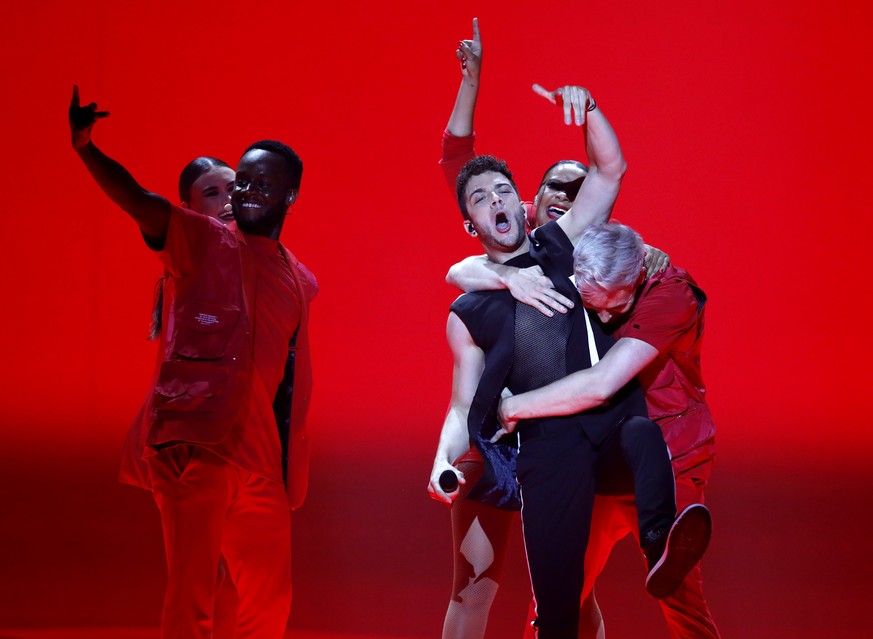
left=472, top=17, right=480, bottom=44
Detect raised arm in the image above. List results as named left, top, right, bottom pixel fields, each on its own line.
left=540, top=85, right=626, bottom=244
left=497, top=336, right=658, bottom=433
left=446, top=17, right=481, bottom=137
left=69, top=86, right=171, bottom=244
left=427, top=312, right=485, bottom=504
left=441, top=19, right=570, bottom=317
left=447, top=82, right=627, bottom=313
left=440, top=18, right=482, bottom=189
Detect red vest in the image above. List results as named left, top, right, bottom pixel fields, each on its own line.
left=121, top=210, right=314, bottom=509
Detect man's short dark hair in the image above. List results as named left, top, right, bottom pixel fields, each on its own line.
left=243, top=140, right=303, bottom=190
left=456, top=155, right=519, bottom=220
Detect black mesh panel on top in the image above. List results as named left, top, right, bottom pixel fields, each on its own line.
left=508, top=301, right=571, bottom=394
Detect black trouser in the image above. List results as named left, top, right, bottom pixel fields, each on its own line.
left=517, top=416, right=675, bottom=639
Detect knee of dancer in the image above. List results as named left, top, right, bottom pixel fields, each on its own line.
left=621, top=416, right=666, bottom=450
left=452, top=578, right=499, bottom=612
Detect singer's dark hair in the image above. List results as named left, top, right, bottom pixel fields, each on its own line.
left=456, top=155, right=519, bottom=220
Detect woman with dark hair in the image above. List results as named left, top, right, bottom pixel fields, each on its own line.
left=148, top=157, right=236, bottom=338
left=178, top=156, right=235, bottom=221
left=127, top=156, right=240, bottom=638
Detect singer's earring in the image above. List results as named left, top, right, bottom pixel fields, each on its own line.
left=466, top=222, right=477, bottom=236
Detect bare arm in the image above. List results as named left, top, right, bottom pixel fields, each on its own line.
left=498, top=337, right=658, bottom=433
left=536, top=86, right=662, bottom=273
left=446, top=255, right=574, bottom=317
left=427, top=312, right=485, bottom=504
left=69, top=86, right=171, bottom=244
left=445, top=18, right=481, bottom=137
left=546, top=86, right=626, bottom=244
left=440, top=19, right=481, bottom=190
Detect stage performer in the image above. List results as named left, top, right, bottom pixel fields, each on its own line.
left=69, top=86, right=317, bottom=639
left=123, top=156, right=283, bottom=638
left=431, top=20, right=700, bottom=639
left=428, top=78, right=708, bottom=636
left=120, top=155, right=241, bottom=638
left=441, top=20, right=720, bottom=637
left=499, top=223, right=720, bottom=639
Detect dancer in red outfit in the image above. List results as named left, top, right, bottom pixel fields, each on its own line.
left=70, top=87, right=316, bottom=639
left=121, top=156, right=238, bottom=489
left=121, top=156, right=240, bottom=639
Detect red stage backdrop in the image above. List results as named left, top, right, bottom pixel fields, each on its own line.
left=1, top=1, right=871, bottom=638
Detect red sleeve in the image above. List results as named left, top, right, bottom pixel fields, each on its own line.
left=295, top=260, right=319, bottom=302
left=440, top=129, right=476, bottom=193
left=618, top=275, right=699, bottom=355
left=159, top=205, right=222, bottom=277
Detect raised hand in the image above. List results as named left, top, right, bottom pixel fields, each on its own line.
left=69, top=85, right=109, bottom=149
left=532, top=83, right=595, bottom=126
left=456, top=17, right=482, bottom=82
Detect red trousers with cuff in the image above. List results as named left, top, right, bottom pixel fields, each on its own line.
left=148, top=444, right=292, bottom=639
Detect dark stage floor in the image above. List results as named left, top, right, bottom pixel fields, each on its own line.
left=1, top=439, right=869, bottom=639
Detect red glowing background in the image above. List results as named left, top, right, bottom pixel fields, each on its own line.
left=1, top=1, right=870, bottom=637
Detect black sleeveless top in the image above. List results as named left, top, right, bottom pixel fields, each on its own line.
left=450, top=222, right=647, bottom=510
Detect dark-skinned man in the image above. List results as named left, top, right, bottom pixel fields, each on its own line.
left=69, top=87, right=316, bottom=639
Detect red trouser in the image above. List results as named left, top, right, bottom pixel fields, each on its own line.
left=148, top=445, right=292, bottom=639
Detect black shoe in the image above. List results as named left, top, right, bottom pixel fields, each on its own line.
left=644, top=503, right=712, bottom=599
